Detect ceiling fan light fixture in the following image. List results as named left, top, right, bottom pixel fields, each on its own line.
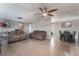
left=35, top=7, right=58, bottom=18
left=43, top=13, right=47, bottom=16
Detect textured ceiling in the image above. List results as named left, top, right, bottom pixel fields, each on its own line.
left=0, top=3, right=79, bottom=23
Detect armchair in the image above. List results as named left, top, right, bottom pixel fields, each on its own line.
left=29, top=30, right=47, bottom=40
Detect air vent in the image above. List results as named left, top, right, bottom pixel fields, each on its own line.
left=17, top=17, right=22, bottom=19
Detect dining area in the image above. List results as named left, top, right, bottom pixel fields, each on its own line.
left=59, top=30, right=79, bottom=43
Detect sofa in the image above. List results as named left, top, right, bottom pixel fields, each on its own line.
left=29, top=30, right=47, bottom=40
left=7, top=29, right=27, bottom=43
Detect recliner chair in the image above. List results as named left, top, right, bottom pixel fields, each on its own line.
left=29, top=30, right=47, bottom=40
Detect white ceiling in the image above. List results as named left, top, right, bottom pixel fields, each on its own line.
left=0, top=3, right=79, bottom=23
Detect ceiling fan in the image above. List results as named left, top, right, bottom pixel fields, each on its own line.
left=35, top=7, right=58, bottom=18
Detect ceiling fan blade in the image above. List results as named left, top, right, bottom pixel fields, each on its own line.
left=34, top=13, right=41, bottom=15
left=48, top=9, right=58, bottom=13
left=47, top=13, right=54, bottom=16
left=39, top=8, right=44, bottom=13
left=44, top=7, right=47, bottom=13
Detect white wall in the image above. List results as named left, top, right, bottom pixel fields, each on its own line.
left=31, top=17, right=51, bottom=39
left=23, top=23, right=29, bottom=33
left=28, top=24, right=32, bottom=33
left=51, top=19, right=79, bottom=37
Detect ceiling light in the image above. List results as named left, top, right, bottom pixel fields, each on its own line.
left=43, top=13, right=47, bottom=16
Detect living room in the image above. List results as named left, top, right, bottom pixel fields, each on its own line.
left=0, top=3, right=79, bottom=56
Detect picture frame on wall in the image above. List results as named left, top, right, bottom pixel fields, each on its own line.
left=62, top=22, right=72, bottom=28
left=0, top=21, right=10, bottom=28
